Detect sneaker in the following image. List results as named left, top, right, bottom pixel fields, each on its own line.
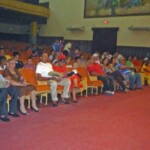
left=124, top=88, right=128, bottom=93
left=110, top=91, right=115, bottom=95
left=104, top=91, right=113, bottom=95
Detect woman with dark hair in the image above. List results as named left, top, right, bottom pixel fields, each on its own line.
left=73, top=56, right=86, bottom=68
left=13, top=51, right=24, bottom=69
left=102, top=57, right=128, bottom=92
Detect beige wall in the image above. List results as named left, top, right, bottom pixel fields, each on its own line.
left=39, top=0, right=150, bottom=47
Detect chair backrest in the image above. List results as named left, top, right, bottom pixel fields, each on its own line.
left=19, top=68, right=37, bottom=86
left=66, top=67, right=74, bottom=72
left=0, top=70, right=3, bottom=75
left=26, top=49, right=32, bottom=57
left=32, top=57, right=40, bottom=65
left=77, top=67, right=97, bottom=82
left=76, top=67, right=90, bottom=81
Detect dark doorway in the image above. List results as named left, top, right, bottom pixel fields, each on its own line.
left=92, top=28, right=119, bottom=54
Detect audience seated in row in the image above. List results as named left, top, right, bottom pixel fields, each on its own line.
left=0, top=40, right=150, bottom=123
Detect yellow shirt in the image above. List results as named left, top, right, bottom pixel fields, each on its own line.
left=5, top=55, right=11, bottom=60
left=141, top=64, right=146, bottom=72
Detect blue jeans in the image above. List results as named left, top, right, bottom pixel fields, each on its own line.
left=126, top=72, right=142, bottom=89
left=97, top=75, right=114, bottom=92
left=0, top=86, right=19, bottom=116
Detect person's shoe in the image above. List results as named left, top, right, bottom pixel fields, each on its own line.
left=129, top=88, right=136, bottom=90
left=136, top=87, right=143, bottom=90
left=52, top=101, right=58, bottom=107
left=1, top=116, right=10, bottom=122
left=31, top=106, right=39, bottom=112
left=9, top=112, right=20, bottom=118
left=72, top=100, right=78, bottom=103
left=19, top=110, right=28, bottom=116
left=110, top=91, right=115, bottom=95
left=104, top=91, right=113, bottom=96
left=61, top=98, right=70, bottom=104
left=124, top=88, right=128, bottom=93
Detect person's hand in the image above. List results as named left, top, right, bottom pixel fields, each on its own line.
left=61, top=73, right=67, bottom=78
left=22, top=82, right=29, bottom=86
left=5, top=81, right=10, bottom=88
left=52, top=77, right=61, bottom=82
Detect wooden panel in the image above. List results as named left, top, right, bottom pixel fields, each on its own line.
left=0, top=0, right=50, bottom=18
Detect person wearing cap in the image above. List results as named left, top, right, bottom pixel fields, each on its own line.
left=87, top=57, right=115, bottom=95
left=36, top=52, right=71, bottom=107
left=63, top=42, right=72, bottom=57
left=116, top=57, right=142, bottom=90
left=91, top=53, right=101, bottom=64
left=53, top=59, right=83, bottom=103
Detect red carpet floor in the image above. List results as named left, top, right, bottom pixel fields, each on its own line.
left=0, top=87, right=150, bottom=150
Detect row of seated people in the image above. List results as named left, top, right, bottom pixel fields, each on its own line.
left=0, top=49, right=149, bottom=122
left=0, top=47, right=148, bottom=89
left=0, top=51, right=88, bottom=122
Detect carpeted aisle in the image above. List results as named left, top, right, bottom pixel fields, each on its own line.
left=0, top=87, right=150, bottom=150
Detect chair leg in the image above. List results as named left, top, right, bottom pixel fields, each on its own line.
left=91, top=87, right=94, bottom=94
left=45, top=94, right=48, bottom=105
left=40, top=93, right=48, bottom=105
left=25, top=95, right=31, bottom=109
left=79, top=89, right=83, bottom=96
left=86, top=88, right=88, bottom=97
left=96, top=87, right=98, bottom=95
left=7, top=99, right=10, bottom=112
left=28, top=99, right=31, bottom=109
left=101, top=85, right=104, bottom=93
left=40, top=95, right=43, bottom=104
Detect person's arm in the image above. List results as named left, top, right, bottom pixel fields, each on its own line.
left=73, top=63, right=78, bottom=68
left=119, top=65, right=130, bottom=70
left=90, top=71, right=100, bottom=76
left=5, top=76, right=25, bottom=86
left=36, top=73, right=61, bottom=82
left=109, top=64, right=115, bottom=72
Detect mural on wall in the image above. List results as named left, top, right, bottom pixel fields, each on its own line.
left=84, top=0, right=150, bottom=17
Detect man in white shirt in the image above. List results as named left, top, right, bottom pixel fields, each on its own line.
left=36, top=52, right=71, bottom=107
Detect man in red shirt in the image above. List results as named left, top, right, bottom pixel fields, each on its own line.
left=87, top=56, right=115, bottom=95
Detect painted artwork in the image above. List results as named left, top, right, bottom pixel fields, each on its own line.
left=84, top=0, right=150, bottom=17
